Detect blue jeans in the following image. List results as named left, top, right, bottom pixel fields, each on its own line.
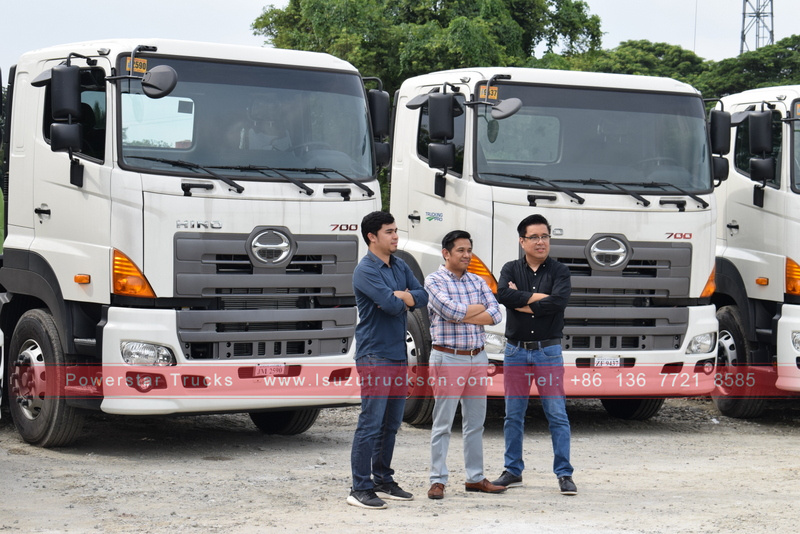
left=503, top=342, right=573, bottom=478
left=350, top=355, right=408, bottom=491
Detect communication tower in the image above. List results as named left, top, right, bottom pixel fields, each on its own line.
left=740, top=0, right=774, bottom=54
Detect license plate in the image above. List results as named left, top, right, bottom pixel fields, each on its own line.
left=594, top=355, right=621, bottom=368
left=254, top=363, right=286, bottom=377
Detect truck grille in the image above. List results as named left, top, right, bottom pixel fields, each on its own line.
left=552, top=239, right=692, bottom=352
left=174, top=230, right=358, bottom=359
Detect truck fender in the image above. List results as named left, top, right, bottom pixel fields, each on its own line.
left=714, top=257, right=756, bottom=341
left=0, top=249, right=73, bottom=354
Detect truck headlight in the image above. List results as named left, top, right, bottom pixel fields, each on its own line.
left=121, top=342, right=176, bottom=366
left=792, top=331, right=800, bottom=352
left=484, top=333, right=506, bottom=352
left=686, top=332, right=716, bottom=354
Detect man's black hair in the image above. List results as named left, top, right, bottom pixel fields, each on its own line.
left=442, top=230, right=472, bottom=252
left=361, top=211, right=395, bottom=245
left=517, top=214, right=551, bottom=237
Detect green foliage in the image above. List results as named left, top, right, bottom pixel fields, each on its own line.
left=252, top=0, right=603, bottom=94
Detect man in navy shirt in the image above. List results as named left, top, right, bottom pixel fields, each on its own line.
left=347, top=211, right=428, bottom=510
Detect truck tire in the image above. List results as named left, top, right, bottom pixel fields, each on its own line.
left=7, top=309, right=85, bottom=447
left=600, top=398, right=665, bottom=420
left=403, top=308, right=435, bottom=425
left=249, top=408, right=320, bottom=435
left=712, top=305, right=765, bottom=418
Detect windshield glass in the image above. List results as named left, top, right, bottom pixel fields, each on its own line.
left=476, top=84, right=712, bottom=194
left=118, top=56, right=374, bottom=182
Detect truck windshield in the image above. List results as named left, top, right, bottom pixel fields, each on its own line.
left=476, top=84, right=712, bottom=194
left=118, top=56, right=374, bottom=183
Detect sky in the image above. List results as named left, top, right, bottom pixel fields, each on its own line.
left=1, top=0, right=798, bottom=79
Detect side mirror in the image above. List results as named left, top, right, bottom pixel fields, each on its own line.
left=750, top=156, right=775, bottom=183
left=51, top=64, right=81, bottom=120
left=491, top=97, right=522, bottom=120
left=713, top=156, right=729, bottom=183
left=367, top=89, right=390, bottom=139
left=749, top=110, right=773, bottom=155
left=428, top=142, right=455, bottom=169
left=709, top=110, right=731, bottom=155
left=428, top=93, right=455, bottom=140
left=50, top=123, right=82, bottom=152
left=141, top=65, right=178, bottom=99
left=374, top=141, right=390, bottom=167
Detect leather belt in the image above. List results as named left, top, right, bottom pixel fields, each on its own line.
left=431, top=345, right=484, bottom=356
left=508, top=338, right=561, bottom=350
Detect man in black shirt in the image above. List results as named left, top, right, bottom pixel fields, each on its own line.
left=491, top=214, right=577, bottom=496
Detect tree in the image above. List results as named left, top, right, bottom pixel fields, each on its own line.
left=532, top=40, right=710, bottom=88
left=252, top=0, right=602, bottom=94
left=697, top=34, right=800, bottom=99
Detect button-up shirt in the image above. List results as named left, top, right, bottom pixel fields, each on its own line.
left=496, top=256, right=571, bottom=342
left=425, top=265, right=502, bottom=350
left=353, top=250, right=428, bottom=361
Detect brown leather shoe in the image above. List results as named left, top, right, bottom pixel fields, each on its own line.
left=465, top=478, right=507, bottom=494
left=427, top=483, right=445, bottom=500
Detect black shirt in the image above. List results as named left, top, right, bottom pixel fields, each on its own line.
left=496, top=256, right=571, bottom=342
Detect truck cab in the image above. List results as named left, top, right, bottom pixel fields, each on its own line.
left=391, top=67, right=725, bottom=423
left=1, top=40, right=389, bottom=446
left=713, top=86, right=800, bottom=417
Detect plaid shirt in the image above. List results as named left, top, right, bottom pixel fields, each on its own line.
left=425, top=265, right=502, bottom=350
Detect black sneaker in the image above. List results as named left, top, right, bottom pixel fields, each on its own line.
left=347, top=488, right=387, bottom=509
left=374, top=481, right=414, bottom=501
left=491, top=470, right=523, bottom=488
left=558, top=476, right=577, bottom=495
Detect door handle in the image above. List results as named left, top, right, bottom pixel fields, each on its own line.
left=34, top=207, right=51, bottom=216
left=408, top=214, right=421, bottom=222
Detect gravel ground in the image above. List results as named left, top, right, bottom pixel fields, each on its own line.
left=1, top=396, right=799, bottom=533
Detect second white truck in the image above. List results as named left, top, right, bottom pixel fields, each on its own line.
left=389, top=67, right=727, bottom=423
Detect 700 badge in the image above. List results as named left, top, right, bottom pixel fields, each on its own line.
left=330, top=224, right=358, bottom=231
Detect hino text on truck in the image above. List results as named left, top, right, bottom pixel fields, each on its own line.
left=0, top=39, right=390, bottom=446
left=389, top=67, right=731, bottom=424
left=711, top=85, right=800, bottom=417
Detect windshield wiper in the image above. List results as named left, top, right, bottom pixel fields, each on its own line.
left=209, top=165, right=313, bottom=196
left=128, top=156, right=244, bottom=194
left=285, top=167, right=375, bottom=197
left=482, top=172, right=585, bottom=204
left=641, top=182, right=709, bottom=209
left=559, top=178, right=651, bottom=207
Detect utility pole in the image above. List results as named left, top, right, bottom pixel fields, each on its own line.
left=740, top=0, right=774, bottom=54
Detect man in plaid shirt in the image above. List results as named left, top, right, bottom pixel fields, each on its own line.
left=424, top=230, right=506, bottom=500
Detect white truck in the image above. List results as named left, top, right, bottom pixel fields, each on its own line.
left=390, top=67, right=728, bottom=423
left=712, top=85, right=800, bottom=417
left=0, top=39, right=390, bottom=446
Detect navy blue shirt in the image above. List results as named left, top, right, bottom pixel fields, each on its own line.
left=353, top=251, right=428, bottom=361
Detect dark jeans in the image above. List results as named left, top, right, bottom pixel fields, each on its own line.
left=350, top=355, right=408, bottom=491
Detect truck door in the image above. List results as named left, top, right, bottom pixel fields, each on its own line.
left=398, top=88, right=469, bottom=276
left=722, top=103, right=786, bottom=302
left=32, top=58, right=113, bottom=304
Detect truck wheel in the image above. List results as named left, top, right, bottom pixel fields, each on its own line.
left=7, top=309, right=84, bottom=447
left=249, top=409, right=320, bottom=435
left=403, top=308, right=435, bottom=425
left=600, top=398, right=665, bottom=420
left=712, top=306, right=765, bottom=418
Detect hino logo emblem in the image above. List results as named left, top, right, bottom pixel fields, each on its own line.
left=589, top=236, right=628, bottom=269
left=251, top=229, right=292, bottom=265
